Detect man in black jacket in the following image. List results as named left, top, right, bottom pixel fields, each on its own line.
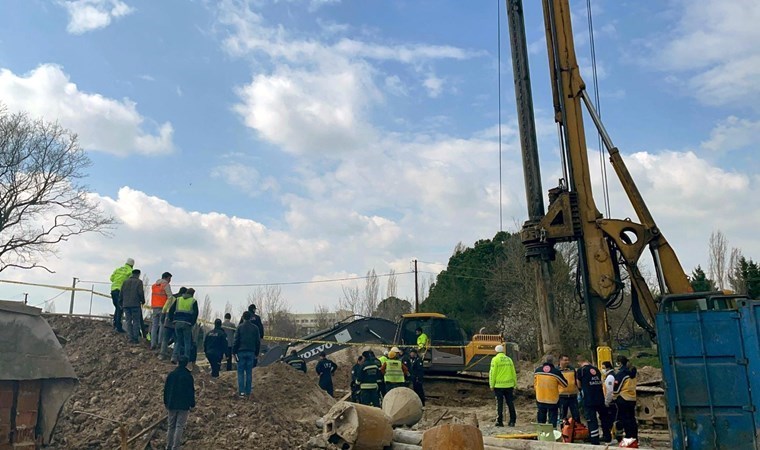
left=350, top=355, right=365, bottom=402
left=204, top=319, right=228, bottom=377
left=409, top=349, right=426, bottom=406
left=164, top=356, right=195, bottom=450
left=284, top=349, right=307, bottom=373
left=315, top=352, right=338, bottom=396
left=233, top=311, right=260, bottom=397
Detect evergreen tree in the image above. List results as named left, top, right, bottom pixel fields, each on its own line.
left=690, top=265, right=716, bottom=292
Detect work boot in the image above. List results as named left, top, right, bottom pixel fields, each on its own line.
left=508, top=422, right=515, bottom=427
left=495, top=421, right=504, bottom=427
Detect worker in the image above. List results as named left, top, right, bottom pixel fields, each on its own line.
left=221, top=313, right=236, bottom=371
left=357, top=350, right=381, bottom=407
left=159, top=287, right=186, bottom=361
left=533, top=354, right=567, bottom=426
left=204, top=319, right=228, bottom=378
left=377, top=350, right=389, bottom=395
left=558, top=354, right=580, bottom=424
left=381, top=349, right=409, bottom=391
left=163, top=356, right=195, bottom=450
left=315, top=352, right=338, bottom=397
left=601, top=360, right=616, bottom=443
left=576, top=357, right=605, bottom=445
left=120, top=269, right=145, bottom=345
left=350, top=355, right=365, bottom=402
left=408, top=349, right=426, bottom=406
left=613, top=355, right=638, bottom=442
left=415, top=327, right=429, bottom=356
left=233, top=311, right=261, bottom=398
left=168, top=288, right=199, bottom=363
left=489, top=344, right=517, bottom=427
left=109, top=258, right=134, bottom=333
left=150, top=272, right=173, bottom=351
left=241, top=304, right=265, bottom=340
left=284, top=349, right=307, bottom=373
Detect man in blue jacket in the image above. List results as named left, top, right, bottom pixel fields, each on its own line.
left=164, top=356, right=195, bottom=450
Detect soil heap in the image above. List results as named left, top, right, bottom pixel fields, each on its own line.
left=46, top=315, right=335, bottom=449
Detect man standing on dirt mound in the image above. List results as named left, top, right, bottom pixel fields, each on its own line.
left=109, top=258, right=134, bottom=333
left=150, top=272, right=173, bottom=351
left=233, top=311, right=261, bottom=398
left=164, top=356, right=195, bottom=450
left=315, top=352, right=338, bottom=396
left=120, top=269, right=145, bottom=345
left=169, top=288, right=199, bottom=364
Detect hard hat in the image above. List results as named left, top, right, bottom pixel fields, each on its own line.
left=125, top=257, right=135, bottom=266
left=388, top=351, right=397, bottom=359
left=495, top=345, right=505, bottom=353
left=391, top=346, right=401, bottom=354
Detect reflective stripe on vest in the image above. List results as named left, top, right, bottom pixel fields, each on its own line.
left=151, top=282, right=168, bottom=308
left=384, top=359, right=405, bottom=383
left=360, top=383, right=378, bottom=389
left=288, top=359, right=304, bottom=367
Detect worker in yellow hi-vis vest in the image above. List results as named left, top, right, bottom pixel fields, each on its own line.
left=415, top=327, right=430, bottom=358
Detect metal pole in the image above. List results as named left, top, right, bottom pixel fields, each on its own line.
left=23, top=293, right=28, bottom=305
left=506, top=0, right=561, bottom=354
left=89, top=285, right=94, bottom=316
left=414, top=259, right=419, bottom=313
left=68, top=277, right=79, bottom=314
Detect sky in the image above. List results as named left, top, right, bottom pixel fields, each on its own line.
left=0, top=0, right=758, bottom=317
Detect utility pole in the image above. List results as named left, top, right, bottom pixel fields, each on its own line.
left=413, top=259, right=419, bottom=313
left=68, top=277, right=79, bottom=315
left=88, top=284, right=94, bottom=316
left=23, top=293, right=28, bottom=305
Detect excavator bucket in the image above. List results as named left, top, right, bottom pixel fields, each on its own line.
left=0, top=301, right=77, bottom=448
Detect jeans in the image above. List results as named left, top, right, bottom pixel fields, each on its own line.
left=559, top=395, right=581, bottom=423
left=537, top=401, right=558, bottom=426
left=111, top=290, right=123, bottom=331
left=494, top=387, right=516, bottom=425
left=166, top=409, right=189, bottom=449
left=124, top=306, right=141, bottom=342
left=150, top=309, right=163, bottom=349
left=173, top=322, right=192, bottom=362
left=237, top=351, right=255, bottom=395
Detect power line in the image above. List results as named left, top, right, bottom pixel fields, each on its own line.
left=80, top=270, right=414, bottom=288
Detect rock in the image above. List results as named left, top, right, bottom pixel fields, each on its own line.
left=382, top=387, right=423, bottom=426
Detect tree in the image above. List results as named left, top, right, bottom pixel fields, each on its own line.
left=690, top=265, right=715, bottom=292
left=385, top=269, right=397, bottom=299
left=374, top=296, right=412, bottom=322
left=735, top=257, right=760, bottom=299
left=708, top=230, right=728, bottom=290
left=363, top=269, right=379, bottom=316
left=200, top=294, right=214, bottom=323
left=314, top=304, right=333, bottom=329
left=338, top=285, right=361, bottom=315
left=0, top=106, right=114, bottom=272
left=224, top=300, right=233, bottom=317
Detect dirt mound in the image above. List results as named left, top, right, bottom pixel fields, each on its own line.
left=46, top=316, right=335, bottom=449
left=636, top=365, right=662, bottom=384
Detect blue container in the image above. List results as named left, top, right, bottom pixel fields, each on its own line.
left=656, top=295, right=760, bottom=450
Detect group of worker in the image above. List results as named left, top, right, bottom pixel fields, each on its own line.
left=488, top=346, right=638, bottom=446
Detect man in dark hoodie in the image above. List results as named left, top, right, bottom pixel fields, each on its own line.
left=164, top=356, right=195, bottom=450
left=613, top=355, right=638, bottom=441
left=204, top=319, right=228, bottom=378
left=120, top=269, right=145, bottom=344
left=315, top=352, right=338, bottom=396
left=233, top=311, right=260, bottom=397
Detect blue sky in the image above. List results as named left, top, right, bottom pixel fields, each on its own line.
left=0, top=0, right=758, bottom=316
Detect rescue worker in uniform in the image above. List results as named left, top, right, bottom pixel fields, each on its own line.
left=358, top=351, right=381, bottom=407
left=601, top=360, right=616, bottom=443
left=350, top=355, right=365, bottom=402
left=159, top=287, right=185, bottom=361
left=377, top=350, right=389, bottom=395
left=558, top=354, right=581, bottom=424
left=168, top=288, right=199, bottom=363
left=533, top=354, right=567, bottom=426
left=381, top=349, right=409, bottom=392
left=203, top=319, right=228, bottom=377
left=613, top=356, right=638, bottom=441
left=150, top=272, right=173, bottom=351
left=408, top=349, right=425, bottom=406
left=315, top=352, right=338, bottom=396
left=284, top=349, right=307, bottom=373
left=576, top=357, right=605, bottom=445
left=415, top=327, right=429, bottom=357
left=489, top=344, right=517, bottom=427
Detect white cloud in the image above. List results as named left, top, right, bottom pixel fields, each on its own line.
left=0, top=64, right=173, bottom=156
left=211, top=162, right=278, bottom=194
left=60, top=0, right=134, bottom=34
left=423, top=74, right=444, bottom=98
left=650, top=0, right=760, bottom=106
left=701, top=116, right=760, bottom=152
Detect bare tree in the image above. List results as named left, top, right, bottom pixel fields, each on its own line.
left=0, top=106, right=115, bottom=272
left=418, top=274, right=435, bottom=302
left=314, top=304, right=333, bottom=330
left=200, top=294, right=214, bottom=323
left=44, top=298, right=56, bottom=313
left=224, top=300, right=233, bottom=317
left=363, top=269, right=379, bottom=316
left=385, top=269, right=398, bottom=299
left=708, top=230, right=728, bottom=290
left=338, top=284, right=361, bottom=314
left=727, top=247, right=745, bottom=294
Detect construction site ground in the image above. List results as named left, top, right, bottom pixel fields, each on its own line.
left=45, top=315, right=670, bottom=449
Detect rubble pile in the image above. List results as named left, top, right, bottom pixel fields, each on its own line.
left=47, top=316, right=335, bottom=449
